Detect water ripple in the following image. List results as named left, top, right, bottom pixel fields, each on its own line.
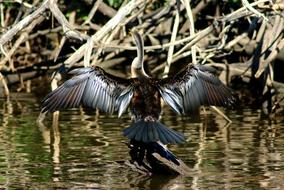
left=0, top=94, right=284, bottom=189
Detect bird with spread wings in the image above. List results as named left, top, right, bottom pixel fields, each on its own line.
left=41, top=30, right=235, bottom=145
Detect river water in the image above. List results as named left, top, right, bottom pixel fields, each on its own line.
left=0, top=93, right=284, bottom=189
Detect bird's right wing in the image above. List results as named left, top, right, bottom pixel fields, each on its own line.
left=41, top=66, right=133, bottom=116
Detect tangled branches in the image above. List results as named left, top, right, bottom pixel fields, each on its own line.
left=0, top=0, right=284, bottom=114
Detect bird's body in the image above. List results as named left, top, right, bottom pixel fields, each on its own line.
left=41, top=31, right=235, bottom=145
left=130, top=78, right=161, bottom=122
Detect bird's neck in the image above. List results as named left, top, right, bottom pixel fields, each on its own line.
left=131, top=65, right=149, bottom=78
left=130, top=57, right=149, bottom=78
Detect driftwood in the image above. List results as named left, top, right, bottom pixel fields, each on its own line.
left=0, top=0, right=284, bottom=114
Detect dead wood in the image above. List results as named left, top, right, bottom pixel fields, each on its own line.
left=0, top=0, right=283, bottom=115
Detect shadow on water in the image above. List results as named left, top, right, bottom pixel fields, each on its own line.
left=125, top=174, right=187, bottom=189
left=0, top=93, right=284, bottom=189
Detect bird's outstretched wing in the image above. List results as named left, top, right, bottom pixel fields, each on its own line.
left=158, top=64, right=235, bottom=114
left=41, top=66, right=133, bottom=115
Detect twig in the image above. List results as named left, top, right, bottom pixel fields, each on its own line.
left=183, top=0, right=197, bottom=64
left=192, top=0, right=213, bottom=20
left=84, top=37, right=94, bottom=67
left=83, top=0, right=103, bottom=25
left=225, top=17, right=259, bottom=50
left=89, top=0, right=149, bottom=65
left=54, top=10, right=77, bottom=62
left=0, top=0, right=49, bottom=46
left=0, top=3, right=5, bottom=28
left=255, top=38, right=284, bottom=78
left=93, top=26, right=213, bottom=52
left=173, top=26, right=213, bottom=58
left=14, top=0, right=33, bottom=9
left=97, top=2, right=117, bottom=18
left=254, top=14, right=284, bottom=78
left=163, top=9, right=180, bottom=77
left=63, top=0, right=145, bottom=67
left=241, top=0, right=269, bottom=21
left=221, top=0, right=270, bottom=23
left=28, top=26, right=62, bottom=39
left=54, top=36, right=66, bottom=62
left=0, top=16, right=45, bottom=66
left=48, top=0, right=88, bottom=41
left=271, top=96, right=284, bottom=113
left=258, top=3, right=284, bottom=10
left=0, top=72, right=9, bottom=97
left=210, top=106, right=232, bottom=123
left=13, top=1, right=25, bottom=26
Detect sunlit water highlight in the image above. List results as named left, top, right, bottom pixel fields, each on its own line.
left=0, top=93, right=284, bottom=189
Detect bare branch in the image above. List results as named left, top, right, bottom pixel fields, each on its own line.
left=163, top=9, right=180, bottom=77
left=64, top=0, right=145, bottom=67
left=0, top=0, right=49, bottom=46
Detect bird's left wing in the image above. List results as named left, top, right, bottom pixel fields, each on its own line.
left=41, top=66, right=133, bottom=116
left=158, top=64, right=235, bottom=114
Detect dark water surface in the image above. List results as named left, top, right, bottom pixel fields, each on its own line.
left=1, top=93, right=284, bottom=189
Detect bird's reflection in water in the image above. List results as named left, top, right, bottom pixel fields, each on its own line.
left=126, top=171, right=186, bottom=190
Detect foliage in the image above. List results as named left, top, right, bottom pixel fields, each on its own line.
left=104, top=0, right=124, bottom=8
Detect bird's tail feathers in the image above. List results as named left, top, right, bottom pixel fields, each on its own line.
left=123, top=121, right=185, bottom=144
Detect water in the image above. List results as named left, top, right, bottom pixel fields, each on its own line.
left=0, top=93, right=284, bottom=189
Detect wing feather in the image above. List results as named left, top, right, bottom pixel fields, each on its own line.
left=41, top=66, right=133, bottom=114
left=158, top=64, right=235, bottom=114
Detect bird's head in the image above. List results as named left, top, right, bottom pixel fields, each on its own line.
left=130, top=29, right=148, bottom=78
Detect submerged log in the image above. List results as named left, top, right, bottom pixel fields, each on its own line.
left=125, top=140, right=191, bottom=175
